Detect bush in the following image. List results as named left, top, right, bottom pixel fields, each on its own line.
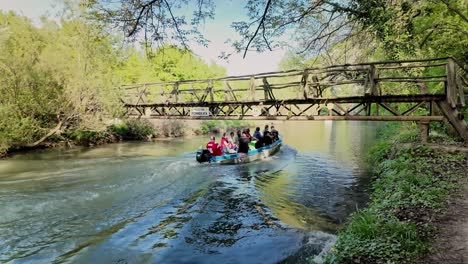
left=199, top=120, right=252, bottom=135
left=108, top=119, right=154, bottom=140
left=200, top=120, right=219, bottom=134
left=158, top=120, right=185, bottom=137
left=67, top=130, right=111, bottom=146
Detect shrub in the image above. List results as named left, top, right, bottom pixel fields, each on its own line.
left=67, top=130, right=111, bottom=146
left=200, top=120, right=219, bottom=134
left=158, top=120, right=185, bottom=137
left=108, top=119, right=154, bottom=140
left=199, top=120, right=252, bottom=135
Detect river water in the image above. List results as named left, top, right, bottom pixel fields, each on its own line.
left=0, top=121, right=378, bottom=263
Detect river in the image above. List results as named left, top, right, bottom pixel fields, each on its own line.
left=0, top=121, right=378, bottom=263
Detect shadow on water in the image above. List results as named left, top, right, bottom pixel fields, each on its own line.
left=0, top=121, right=378, bottom=264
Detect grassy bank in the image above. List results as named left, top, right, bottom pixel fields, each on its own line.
left=322, top=123, right=467, bottom=263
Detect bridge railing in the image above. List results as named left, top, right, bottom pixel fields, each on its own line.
left=121, top=57, right=463, bottom=107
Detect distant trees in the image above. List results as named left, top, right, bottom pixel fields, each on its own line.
left=0, top=10, right=226, bottom=154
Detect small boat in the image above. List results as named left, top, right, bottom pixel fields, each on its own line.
left=196, top=137, right=282, bottom=165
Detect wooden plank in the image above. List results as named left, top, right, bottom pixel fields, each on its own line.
left=378, top=63, right=447, bottom=70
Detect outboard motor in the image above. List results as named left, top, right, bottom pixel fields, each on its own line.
left=196, top=149, right=212, bottom=163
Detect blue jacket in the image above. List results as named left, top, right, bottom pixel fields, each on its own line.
left=253, top=131, right=262, bottom=140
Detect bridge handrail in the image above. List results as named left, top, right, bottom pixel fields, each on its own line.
left=121, top=57, right=451, bottom=89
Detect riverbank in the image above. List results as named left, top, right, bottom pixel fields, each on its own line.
left=321, top=122, right=467, bottom=263
left=1, top=119, right=250, bottom=158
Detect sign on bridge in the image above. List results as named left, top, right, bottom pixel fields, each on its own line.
left=190, top=107, right=210, bottom=117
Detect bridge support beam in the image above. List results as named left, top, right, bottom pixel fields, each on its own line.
left=418, top=121, right=430, bottom=143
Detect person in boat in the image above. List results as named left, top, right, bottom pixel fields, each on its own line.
left=228, top=131, right=237, bottom=150
left=254, top=136, right=264, bottom=149
left=253, top=127, right=262, bottom=141
left=270, top=126, right=279, bottom=141
left=245, top=128, right=252, bottom=141
left=220, top=132, right=229, bottom=152
left=263, top=131, right=273, bottom=146
left=263, top=125, right=269, bottom=137
left=235, top=130, right=242, bottom=145
left=206, top=136, right=222, bottom=156
left=237, top=132, right=250, bottom=154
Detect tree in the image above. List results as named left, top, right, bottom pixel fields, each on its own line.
left=0, top=11, right=124, bottom=153
left=83, top=0, right=468, bottom=63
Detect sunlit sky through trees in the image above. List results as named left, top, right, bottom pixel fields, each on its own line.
left=0, top=0, right=286, bottom=76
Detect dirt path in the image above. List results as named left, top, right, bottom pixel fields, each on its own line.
left=416, top=185, right=468, bottom=263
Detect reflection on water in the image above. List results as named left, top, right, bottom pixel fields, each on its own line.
left=0, top=121, right=378, bottom=263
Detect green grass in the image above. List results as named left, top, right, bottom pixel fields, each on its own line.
left=323, top=123, right=467, bottom=263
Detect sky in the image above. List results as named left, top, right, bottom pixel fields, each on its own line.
left=0, top=0, right=286, bottom=76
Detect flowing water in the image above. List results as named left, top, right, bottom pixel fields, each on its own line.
left=0, top=121, right=378, bottom=263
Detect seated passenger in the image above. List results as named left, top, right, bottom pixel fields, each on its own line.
left=263, top=131, right=273, bottom=146
left=263, top=125, right=269, bottom=138
left=206, top=136, right=222, bottom=156
left=220, top=133, right=229, bottom=152
left=253, top=127, right=262, bottom=141
left=235, top=130, right=242, bottom=146
left=255, top=137, right=264, bottom=149
left=237, top=132, right=250, bottom=154
left=245, top=128, right=252, bottom=141
left=228, top=131, right=237, bottom=151
left=270, top=126, right=279, bottom=141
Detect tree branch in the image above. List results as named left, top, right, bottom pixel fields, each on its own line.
left=26, top=121, right=63, bottom=147
left=127, top=0, right=161, bottom=37
left=163, top=0, right=188, bottom=49
left=262, top=22, right=272, bottom=51
left=439, top=0, right=468, bottom=24
left=243, top=0, right=273, bottom=58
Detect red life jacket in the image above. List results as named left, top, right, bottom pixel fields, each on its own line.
left=206, top=141, right=222, bottom=156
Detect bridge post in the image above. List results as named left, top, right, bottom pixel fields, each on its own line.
left=367, top=65, right=379, bottom=96
left=446, top=58, right=457, bottom=108
left=208, top=80, right=214, bottom=103
left=301, top=70, right=309, bottom=99
left=249, top=76, right=256, bottom=101
left=418, top=121, right=430, bottom=143
left=173, top=82, right=179, bottom=103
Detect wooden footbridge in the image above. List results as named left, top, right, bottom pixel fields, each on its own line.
left=121, top=57, right=467, bottom=141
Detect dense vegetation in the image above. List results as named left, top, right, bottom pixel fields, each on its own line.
left=322, top=123, right=467, bottom=263
left=0, top=10, right=225, bottom=156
